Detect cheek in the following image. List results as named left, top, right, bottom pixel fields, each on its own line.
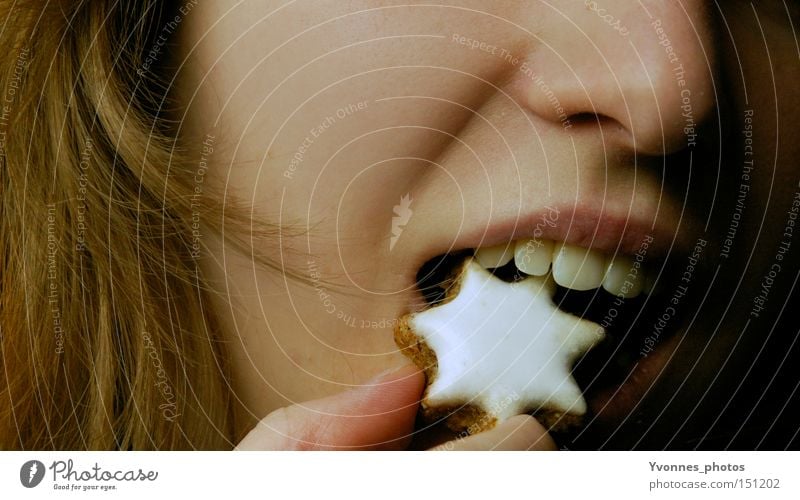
left=716, top=9, right=800, bottom=275
left=194, top=2, right=527, bottom=200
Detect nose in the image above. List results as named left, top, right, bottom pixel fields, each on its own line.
left=522, top=1, right=716, bottom=156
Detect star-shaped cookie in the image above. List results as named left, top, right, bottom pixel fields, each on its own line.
left=395, top=257, right=605, bottom=433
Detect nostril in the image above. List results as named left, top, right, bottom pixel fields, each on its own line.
left=565, top=112, right=627, bottom=133
left=568, top=112, right=605, bottom=125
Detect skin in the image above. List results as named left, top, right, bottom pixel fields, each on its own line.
left=174, top=1, right=800, bottom=449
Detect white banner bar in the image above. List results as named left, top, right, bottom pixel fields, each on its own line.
left=1, top=451, right=797, bottom=499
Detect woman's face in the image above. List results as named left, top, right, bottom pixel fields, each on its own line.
left=177, top=1, right=800, bottom=448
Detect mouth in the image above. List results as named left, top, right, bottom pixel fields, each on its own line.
left=414, top=234, right=685, bottom=433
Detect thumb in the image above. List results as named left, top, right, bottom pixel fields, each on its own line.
left=236, top=364, right=425, bottom=450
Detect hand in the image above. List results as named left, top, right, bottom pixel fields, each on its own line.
left=235, top=364, right=557, bottom=451
left=236, top=364, right=424, bottom=450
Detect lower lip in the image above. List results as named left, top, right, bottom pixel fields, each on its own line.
left=584, top=331, right=680, bottom=423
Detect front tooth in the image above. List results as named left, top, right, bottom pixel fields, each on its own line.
left=514, top=238, right=554, bottom=276
left=551, top=243, right=606, bottom=291
left=474, top=244, right=514, bottom=269
left=602, top=255, right=643, bottom=298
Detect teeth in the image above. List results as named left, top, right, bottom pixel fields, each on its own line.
left=474, top=243, right=514, bottom=269
left=601, top=256, right=643, bottom=298
left=514, top=238, right=554, bottom=276
left=551, top=243, right=606, bottom=291
left=473, top=239, right=656, bottom=295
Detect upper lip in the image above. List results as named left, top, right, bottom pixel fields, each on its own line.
left=442, top=202, right=690, bottom=262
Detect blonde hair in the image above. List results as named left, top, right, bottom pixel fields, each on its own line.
left=0, top=1, right=253, bottom=449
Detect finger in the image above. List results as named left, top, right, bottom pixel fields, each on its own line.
left=236, top=364, right=425, bottom=450
left=431, top=415, right=558, bottom=451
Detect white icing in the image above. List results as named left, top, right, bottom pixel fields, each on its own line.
left=410, top=258, right=605, bottom=421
